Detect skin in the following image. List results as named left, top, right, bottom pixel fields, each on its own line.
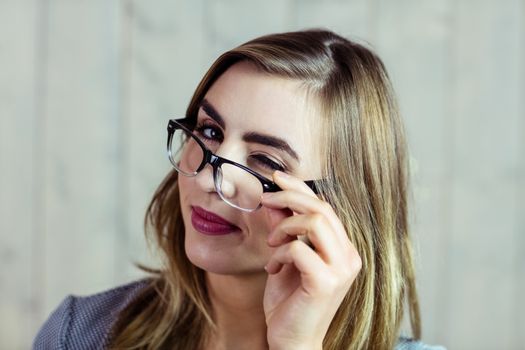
left=178, top=62, right=362, bottom=350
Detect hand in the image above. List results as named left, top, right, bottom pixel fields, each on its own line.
left=261, top=171, right=362, bottom=350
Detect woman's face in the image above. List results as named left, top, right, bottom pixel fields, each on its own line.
left=178, top=62, right=322, bottom=276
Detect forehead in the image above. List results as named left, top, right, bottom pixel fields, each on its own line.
left=203, top=62, right=322, bottom=170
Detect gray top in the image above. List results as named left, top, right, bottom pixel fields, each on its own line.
left=33, top=279, right=445, bottom=350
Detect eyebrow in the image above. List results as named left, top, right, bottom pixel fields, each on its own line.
left=243, top=132, right=300, bottom=161
left=199, top=99, right=300, bottom=162
left=200, top=99, right=225, bottom=129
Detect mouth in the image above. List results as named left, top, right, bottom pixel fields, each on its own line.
left=191, top=206, right=240, bottom=236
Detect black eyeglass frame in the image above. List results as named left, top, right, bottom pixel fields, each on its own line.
left=167, top=118, right=319, bottom=210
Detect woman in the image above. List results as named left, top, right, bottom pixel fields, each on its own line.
left=34, top=29, right=443, bottom=349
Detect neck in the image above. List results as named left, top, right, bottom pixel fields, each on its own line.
left=205, top=272, right=268, bottom=350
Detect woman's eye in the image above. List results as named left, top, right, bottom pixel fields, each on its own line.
left=195, top=124, right=223, bottom=142
left=249, top=154, right=285, bottom=172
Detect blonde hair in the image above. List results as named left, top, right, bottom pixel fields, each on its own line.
left=109, top=29, right=420, bottom=349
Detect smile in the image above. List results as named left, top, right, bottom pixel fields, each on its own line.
left=190, top=206, right=240, bottom=236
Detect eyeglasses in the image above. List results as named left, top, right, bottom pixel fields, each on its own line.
left=167, top=118, right=319, bottom=212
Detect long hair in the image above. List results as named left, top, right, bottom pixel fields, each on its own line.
left=109, top=29, right=421, bottom=350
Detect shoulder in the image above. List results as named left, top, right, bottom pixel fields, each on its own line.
left=32, top=279, right=150, bottom=350
left=396, top=336, right=447, bottom=350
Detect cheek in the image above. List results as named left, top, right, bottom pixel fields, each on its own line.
left=244, top=208, right=273, bottom=249
left=177, top=176, right=194, bottom=218
left=178, top=176, right=193, bottom=200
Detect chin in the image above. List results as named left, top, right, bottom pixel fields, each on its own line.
left=185, top=247, right=266, bottom=275
left=183, top=230, right=268, bottom=276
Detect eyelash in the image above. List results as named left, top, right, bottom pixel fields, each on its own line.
left=194, top=122, right=223, bottom=143
left=250, top=154, right=286, bottom=172
left=194, top=121, right=287, bottom=173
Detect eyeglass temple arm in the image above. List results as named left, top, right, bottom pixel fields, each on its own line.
left=263, top=179, right=321, bottom=194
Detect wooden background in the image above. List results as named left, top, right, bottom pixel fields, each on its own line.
left=1, top=0, right=523, bottom=349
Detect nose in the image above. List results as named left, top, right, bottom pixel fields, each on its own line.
left=212, top=144, right=242, bottom=200
left=194, top=163, right=217, bottom=194
left=216, top=165, right=236, bottom=199
left=194, top=163, right=238, bottom=201
left=194, top=144, right=240, bottom=201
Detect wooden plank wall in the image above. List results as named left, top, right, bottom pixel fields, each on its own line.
left=0, top=0, right=523, bottom=349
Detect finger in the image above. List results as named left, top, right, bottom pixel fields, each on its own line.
left=262, top=189, right=326, bottom=215
left=271, top=170, right=318, bottom=198
left=267, top=213, right=339, bottom=263
left=265, top=240, right=325, bottom=279
left=261, top=190, right=347, bottom=244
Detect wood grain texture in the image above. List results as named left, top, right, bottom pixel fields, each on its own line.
left=372, top=0, right=455, bottom=345
left=289, top=0, right=370, bottom=40
left=122, top=0, right=210, bottom=281
left=444, top=0, right=523, bottom=348
left=0, top=1, right=522, bottom=349
left=517, top=1, right=525, bottom=345
left=0, top=2, right=38, bottom=348
left=205, top=0, right=294, bottom=58
left=40, top=0, right=122, bottom=316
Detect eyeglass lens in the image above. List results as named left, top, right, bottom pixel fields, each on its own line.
left=170, top=127, right=265, bottom=211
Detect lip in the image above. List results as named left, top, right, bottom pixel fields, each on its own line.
left=191, top=206, right=240, bottom=236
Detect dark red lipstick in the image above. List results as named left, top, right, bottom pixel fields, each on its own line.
left=191, top=206, right=239, bottom=235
